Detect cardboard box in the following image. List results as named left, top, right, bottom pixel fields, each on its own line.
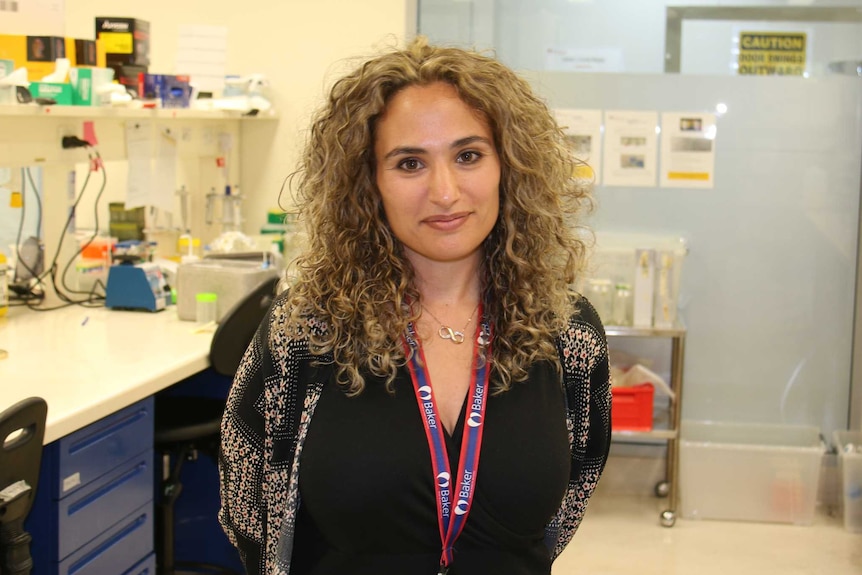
left=73, top=39, right=100, bottom=67
left=95, top=17, right=150, bottom=67
left=106, top=63, right=146, bottom=94
left=29, top=82, right=73, bottom=105
left=0, top=35, right=73, bottom=81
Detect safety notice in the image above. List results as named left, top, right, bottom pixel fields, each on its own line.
left=737, top=32, right=807, bottom=76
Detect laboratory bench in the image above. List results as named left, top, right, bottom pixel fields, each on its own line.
left=0, top=304, right=214, bottom=574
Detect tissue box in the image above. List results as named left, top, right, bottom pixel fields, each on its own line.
left=611, top=383, right=654, bottom=431
left=176, top=259, right=278, bottom=322
left=29, top=82, right=73, bottom=104
left=70, top=67, right=115, bottom=106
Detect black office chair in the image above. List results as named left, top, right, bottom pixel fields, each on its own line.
left=0, top=397, right=48, bottom=575
left=155, top=276, right=279, bottom=575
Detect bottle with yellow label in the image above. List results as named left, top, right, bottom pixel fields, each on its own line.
left=0, top=252, right=9, bottom=317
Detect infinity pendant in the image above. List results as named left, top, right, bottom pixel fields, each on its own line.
left=439, top=326, right=465, bottom=343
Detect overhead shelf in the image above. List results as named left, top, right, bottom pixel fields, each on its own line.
left=0, top=104, right=278, bottom=120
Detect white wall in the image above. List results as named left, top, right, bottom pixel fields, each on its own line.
left=63, top=0, right=415, bottom=233
left=421, top=0, right=862, bottom=75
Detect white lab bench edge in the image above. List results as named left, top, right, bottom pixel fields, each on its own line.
left=0, top=305, right=212, bottom=444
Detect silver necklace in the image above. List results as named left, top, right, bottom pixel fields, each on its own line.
left=421, top=302, right=480, bottom=344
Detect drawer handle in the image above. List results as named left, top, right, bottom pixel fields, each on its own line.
left=67, top=462, right=148, bottom=516
left=67, top=409, right=149, bottom=455
left=67, top=513, right=147, bottom=574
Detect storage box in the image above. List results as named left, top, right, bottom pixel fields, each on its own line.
left=141, top=74, right=191, bottom=108
left=69, top=66, right=115, bottom=106
left=0, top=35, right=72, bottom=81
left=680, top=421, right=823, bottom=525
left=73, top=38, right=100, bottom=67
left=176, top=259, right=279, bottom=322
left=29, top=82, right=73, bottom=105
left=611, top=383, right=654, bottom=431
left=95, top=17, right=150, bottom=67
left=110, top=63, right=147, bottom=93
left=833, top=430, right=862, bottom=533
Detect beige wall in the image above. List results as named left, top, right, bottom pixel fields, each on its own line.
left=64, top=0, right=415, bottom=233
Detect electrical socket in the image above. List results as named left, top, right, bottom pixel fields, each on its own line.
left=57, top=124, right=77, bottom=140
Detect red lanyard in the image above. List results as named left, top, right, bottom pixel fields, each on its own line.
left=403, top=309, right=492, bottom=574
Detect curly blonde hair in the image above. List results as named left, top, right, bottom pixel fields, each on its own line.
left=284, top=36, right=593, bottom=394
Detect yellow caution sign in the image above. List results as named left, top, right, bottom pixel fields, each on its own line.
left=738, top=32, right=806, bottom=76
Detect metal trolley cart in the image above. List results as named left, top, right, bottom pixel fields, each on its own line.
left=606, top=325, right=686, bottom=527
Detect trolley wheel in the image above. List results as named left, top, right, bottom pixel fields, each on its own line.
left=660, top=509, right=676, bottom=527
left=654, top=480, right=670, bottom=498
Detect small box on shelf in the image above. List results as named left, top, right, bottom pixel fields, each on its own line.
left=611, top=383, right=654, bottom=431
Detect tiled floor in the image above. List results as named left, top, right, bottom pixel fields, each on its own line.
left=554, top=490, right=862, bottom=575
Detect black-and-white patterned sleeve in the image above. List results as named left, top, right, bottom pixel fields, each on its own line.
left=546, top=296, right=612, bottom=560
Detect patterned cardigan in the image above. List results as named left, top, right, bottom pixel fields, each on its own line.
left=218, top=294, right=612, bottom=575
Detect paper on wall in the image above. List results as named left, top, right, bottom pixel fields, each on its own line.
left=125, top=121, right=153, bottom=209
left=125, top=122, right=177, bottom=213
left=659, top=112, right=716, bottom=189
left=176, top=24, right=228, bottom=95
left=553, top=108, right=603, bottom=185
left=154, top=130, right=178, bottom=213
left=602, top=110, right=658, bottom=187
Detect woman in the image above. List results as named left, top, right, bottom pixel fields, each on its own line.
left=219, top=37, right=611, bottom=575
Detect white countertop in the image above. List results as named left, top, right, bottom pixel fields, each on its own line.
left=0, top=305, right=212, bottom=444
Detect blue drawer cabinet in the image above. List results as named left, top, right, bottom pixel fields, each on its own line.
left=57, top=503, right=153, bottom=575
left=123, top=553, right=156, bottom=575
left=26, top=397, right=156, bottom=575
left=54, top=401, right=153, bottom=499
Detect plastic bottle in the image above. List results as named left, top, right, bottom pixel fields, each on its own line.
left=195, top=292, right=218, bottom=324
left=0, top=252, right=8, bottom=317
left=612, top=283, right=633, bottom=326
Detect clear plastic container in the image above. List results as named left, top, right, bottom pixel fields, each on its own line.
left=611, top=282, right=632, bottom=326
left=833, top=430, right=862, bottom=533
left=680, top=420, right=823, bottom=525
left=195, top=292, right=218, bottom=324
left=586, top=278, right=613, bottom=322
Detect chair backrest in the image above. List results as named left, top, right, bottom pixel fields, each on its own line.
left=0, top=397, right=47, bottom=524
left=209, top=276, right=280, bottom=377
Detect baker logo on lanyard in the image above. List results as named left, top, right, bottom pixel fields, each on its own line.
left=403, top=305, right=492, bottom=575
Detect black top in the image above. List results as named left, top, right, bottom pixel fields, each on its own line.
left=295, top=359, right=570, bottom=575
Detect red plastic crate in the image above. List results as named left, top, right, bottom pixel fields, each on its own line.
left=611, top=383, right=654, bottom=431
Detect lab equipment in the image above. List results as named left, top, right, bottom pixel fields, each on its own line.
left=175, top=257, right=278, bottom=322
left=104, top=262, right=169, bottom=312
